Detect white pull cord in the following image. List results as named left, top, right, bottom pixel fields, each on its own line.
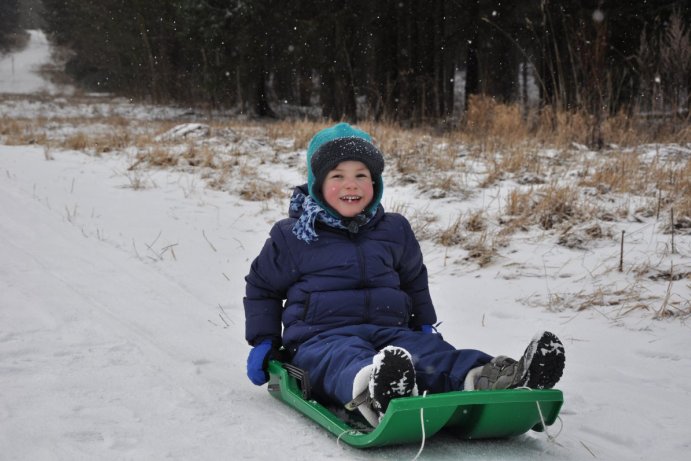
left=411, top=390, right=428, bottom=461
left=336, top=428, right=359, bottom=448
left=535, top=400, right=564, bottom=443
left=519, top=386, right=564, bottom=444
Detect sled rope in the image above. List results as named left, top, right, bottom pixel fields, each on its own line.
left=535, top=399, right=564, bottom=443
left=411, top=390, right=428, bottom=461
left=519, top=386, right=564, bottom=443
left=336, top=429, right=359, bottom=448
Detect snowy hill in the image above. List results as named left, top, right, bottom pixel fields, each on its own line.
left=1, top=30, right=690, bottom=461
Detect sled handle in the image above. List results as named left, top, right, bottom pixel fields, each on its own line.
left=282, top=363, right=312, bottom=400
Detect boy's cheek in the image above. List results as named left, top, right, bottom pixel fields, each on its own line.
left=324, top=185, right=340, bottom=200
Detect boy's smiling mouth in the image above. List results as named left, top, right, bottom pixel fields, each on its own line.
left=341, top=195, right=362, bottom=203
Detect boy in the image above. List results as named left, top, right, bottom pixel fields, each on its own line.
left=244, top=123, right=565, bottom=426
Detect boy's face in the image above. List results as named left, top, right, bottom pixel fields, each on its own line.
left=322, top=160, right=374, bottom=218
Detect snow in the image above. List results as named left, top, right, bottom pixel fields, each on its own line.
left=1, top=30, right=690, bottom=461
left=0, top=30, right=68, bottom=95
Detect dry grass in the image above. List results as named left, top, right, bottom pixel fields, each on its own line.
left=506, top=188, right=533, bottom=217
left=182, top=144, right=216, bottom=168
left=503, top=184, right=590, bottom=232
left=480, top=147, right=545, bottom=188
left=204, top=162, right=234, bottom=190
left=458, top=96, right=689, bottom=149
left=265, top=119, right=323, bottom=151
left=258, top=109, right=688, bottom=205
left=433, top=211, right=500, bottom=266
left=676, top=195, right=691, bottom=224
left=465, top=210, right=487, bottom=232
left=577, top=148, right=691, bottom=225
left=558, top=223, right=614, bottom=249
left=258, top=101, right=691, bottom=204
left=463, top=231, right=504, bottom=267
left=420, top=173, right=465, bottom=197
left=63, top=132, right=90, bottom=151
left=133, top=146, right=178, bottom=168
left=0, top=118, right=23, bottom=139
left=0, top=118, right=48, bottom=145
left=436, top=216, right=464, bottom=247
left=672, top=159, right=691, bottom=221
left=535, top=184, right=589, bottom=230
left=238, top=178, right=286, bottom=201
left=464, top=96, right=531, bottom=150
left=4, top=95, right=689, bottom=259
left=1, top=117, right=138, bottom=153
left=584, top=152, right=643, bottom=193
left=457, top=97, right=609, bottom=151
left=406, top=207, right=438, bottom=241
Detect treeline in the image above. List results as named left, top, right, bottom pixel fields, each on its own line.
left=38, top=1, right=690, bottom=126
left=0, top=0, right=22, bottom=50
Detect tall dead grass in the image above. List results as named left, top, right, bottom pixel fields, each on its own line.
left=5, top=94, right=689, bottom=238
left=504, top=184, right=590, bottom=232
left=261, top=104, right=690, bottom=235
left=265, top=120, right=323, bottom=151
left=0, top=118, right=48, bottom=145
left=464, top=96, right=530, bottom=151
left=458, top=96, right=689, bottom=149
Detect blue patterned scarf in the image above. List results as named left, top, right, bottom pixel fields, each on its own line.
left=290, top=192, right=374, bottom=243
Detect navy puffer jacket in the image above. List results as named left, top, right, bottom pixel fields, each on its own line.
left=244, top=185, right=437, bottom=353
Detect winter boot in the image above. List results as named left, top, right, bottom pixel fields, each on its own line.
left=347, top=346, right=417, bottom=426
left=370, top=346, right=417, bottom=417
left=466, top=331, right=565, bottom=391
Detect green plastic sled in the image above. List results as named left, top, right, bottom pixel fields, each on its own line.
left=267, top=360, right=563, bottom=448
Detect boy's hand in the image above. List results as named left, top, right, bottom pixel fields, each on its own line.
left=420, top=324, right=436, bottom=334
left=247, top=339, right=273, bottom=385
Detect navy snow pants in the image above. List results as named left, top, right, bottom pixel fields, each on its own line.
left=291, top=325, right=493, bottom=406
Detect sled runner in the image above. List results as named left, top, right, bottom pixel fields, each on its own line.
left=267, top=360, right=564, bottom=448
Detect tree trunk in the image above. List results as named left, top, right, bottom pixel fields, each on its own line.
left=254, top=65, right=276, bottom=118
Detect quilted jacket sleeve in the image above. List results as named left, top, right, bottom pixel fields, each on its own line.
left=396, top=216, right=437, bottom=328
left=244, top=222, right=299, bottom=346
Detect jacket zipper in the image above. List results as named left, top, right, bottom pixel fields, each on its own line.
left=356, top=243, right=370, bottom=323
left=302, top=293, right=311, bottom=321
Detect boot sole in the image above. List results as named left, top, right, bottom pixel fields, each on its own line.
left=370, top=346, right=416, bottom=414
left=516, top=331, right=565, bottom=389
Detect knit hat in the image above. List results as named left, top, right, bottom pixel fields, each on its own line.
left=306, top=123, right=385, bottom=217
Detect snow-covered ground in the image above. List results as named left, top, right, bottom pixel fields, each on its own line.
left=1, top=30, right=690, bottom=461
left=0, top=30, right=71, bottom=95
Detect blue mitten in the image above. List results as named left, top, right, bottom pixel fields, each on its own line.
left=247, top=339, right=273, bottom=385
left=421, top=324, right=435, bottom=334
